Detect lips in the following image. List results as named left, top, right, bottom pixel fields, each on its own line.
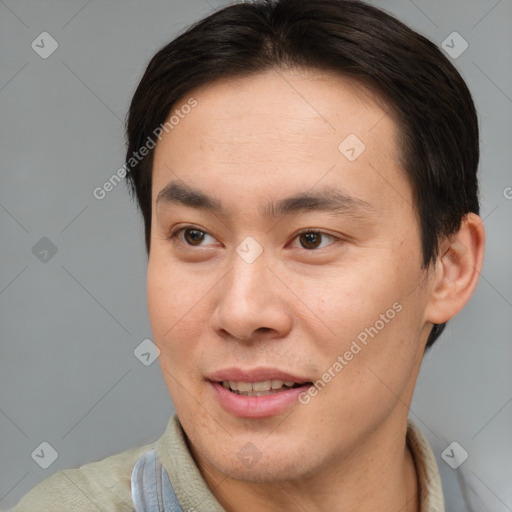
left=207, top=367, right=313, bottom=417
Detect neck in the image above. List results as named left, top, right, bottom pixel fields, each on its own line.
left=193, top=413, right=419, bottom=512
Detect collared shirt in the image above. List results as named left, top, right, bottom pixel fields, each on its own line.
left=11, top=415, right=461, bottom=511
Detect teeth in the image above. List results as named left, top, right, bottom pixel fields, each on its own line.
left=220, top=380, right=300, bottom=394
left=237, top=381, right=253, bottom=392
left=252, top=380, right=272, bottom=391
left=271, top=379, right=284, bottom=389
left=239, top=390, right=277, bottom=397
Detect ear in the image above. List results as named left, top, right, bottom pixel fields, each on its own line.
left=425, top=213, right=485, bottom=325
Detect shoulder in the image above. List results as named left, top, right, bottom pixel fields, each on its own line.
left=11, top=441, right=158, bottom=512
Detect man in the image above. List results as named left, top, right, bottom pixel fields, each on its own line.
left=12, top=0, right=485, bottom=510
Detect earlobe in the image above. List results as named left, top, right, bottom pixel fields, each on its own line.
left=425, top=213, right=485, bottom=325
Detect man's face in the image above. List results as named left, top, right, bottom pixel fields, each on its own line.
left=148, top=69, right=433, bottom=481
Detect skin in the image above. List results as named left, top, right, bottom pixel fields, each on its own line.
left=147, top=68, right=485, bottom=512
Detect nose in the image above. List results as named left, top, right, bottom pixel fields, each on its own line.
left=210, top=249, right=293, bottom=343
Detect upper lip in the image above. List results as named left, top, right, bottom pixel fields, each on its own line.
left=207, top=367, right=311, bottom=384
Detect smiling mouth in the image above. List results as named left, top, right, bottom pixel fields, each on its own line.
left=219, top=380, right=311, bottom=397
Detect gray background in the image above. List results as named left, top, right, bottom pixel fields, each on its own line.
left=1, top=0, right=511, bottom=510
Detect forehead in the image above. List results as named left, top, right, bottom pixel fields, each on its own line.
left=151, top=68, right=411, bottom=217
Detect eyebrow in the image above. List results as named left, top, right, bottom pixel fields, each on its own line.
left=156, top=180, right=375, bottom=218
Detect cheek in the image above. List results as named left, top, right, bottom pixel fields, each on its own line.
left=307, top=249, right=426, bottom=376
left=147, top=260, right=210, bottom=407
left=307, top=259, right=404, bottom=335
left=146, top=257, right=207, bottom=365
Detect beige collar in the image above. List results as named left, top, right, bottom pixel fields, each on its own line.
left=407, top=418, right=445, bottom=512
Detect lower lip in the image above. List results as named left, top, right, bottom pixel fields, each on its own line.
left=209, top=381, right=311, bottom=418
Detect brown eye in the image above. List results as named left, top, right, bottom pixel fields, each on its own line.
left=183, top=228, right=206, bottom=245
left=299, top=232, right=322, bottom=249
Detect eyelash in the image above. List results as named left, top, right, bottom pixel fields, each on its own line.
left=167, top=226, right=338, bottom=250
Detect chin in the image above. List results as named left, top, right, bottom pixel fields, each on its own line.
left=209, top=450, right=313, bottom=483
left=187, top=423, right=323, bottom=483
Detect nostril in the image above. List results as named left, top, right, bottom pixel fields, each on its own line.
left=256, top=327, right=273, bottom=335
